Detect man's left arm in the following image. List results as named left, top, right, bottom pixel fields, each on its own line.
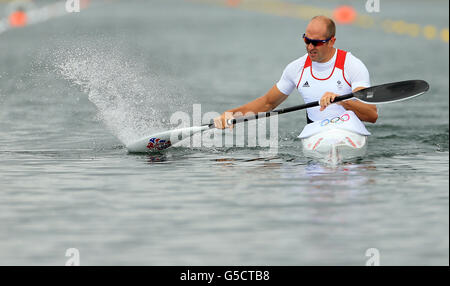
left=338, top=87, right=378, bottom=123
left=319, top=54, right=378, bottom=123
left=338, top=54, right=378, bottom=123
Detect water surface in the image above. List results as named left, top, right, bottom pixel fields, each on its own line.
left=0, top=0, right=448, bottom=265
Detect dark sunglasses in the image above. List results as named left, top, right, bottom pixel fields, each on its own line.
left=302, top=33, right=332, bottom=46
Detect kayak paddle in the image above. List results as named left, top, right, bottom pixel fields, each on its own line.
left=126, top=80, right=429, bottom=153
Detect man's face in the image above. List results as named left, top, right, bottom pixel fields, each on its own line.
left=304, top=21, right=335, bottom=62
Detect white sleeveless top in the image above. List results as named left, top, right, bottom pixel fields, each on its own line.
left=276, top=49, right=371, bottom=136
left=297, top=49, right=353, bottom=121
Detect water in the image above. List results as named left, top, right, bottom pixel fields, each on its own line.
left=0, top=0, right=448, bottom=265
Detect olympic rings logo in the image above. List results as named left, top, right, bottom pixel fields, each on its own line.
left=320, top=113, right=350, bottom=126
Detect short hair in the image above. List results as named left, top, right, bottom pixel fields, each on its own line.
left=311, top=15, right=336, bottom=38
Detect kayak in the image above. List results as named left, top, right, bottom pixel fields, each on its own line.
left=298, top=111, right=370, bottom=164
left=301, top=127, right=368, bottom=164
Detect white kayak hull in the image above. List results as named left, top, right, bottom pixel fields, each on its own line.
left=126, top=125, right=210, bottom=153
left=301, top=128, right=368, bottom=164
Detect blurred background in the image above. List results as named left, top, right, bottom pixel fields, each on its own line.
left=0, top=0, right=448, bottom=265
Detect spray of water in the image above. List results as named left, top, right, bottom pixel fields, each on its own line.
left=54, top=42, right=189, bottom=146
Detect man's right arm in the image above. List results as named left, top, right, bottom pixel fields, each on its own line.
left=214, top=85, right=289, bottom=129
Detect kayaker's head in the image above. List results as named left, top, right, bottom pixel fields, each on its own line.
left=304, top=16, right=336, bottom=63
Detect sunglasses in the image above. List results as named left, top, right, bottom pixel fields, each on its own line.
left=302, top=33, right=332, bottom=46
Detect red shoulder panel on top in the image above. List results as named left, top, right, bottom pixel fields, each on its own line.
left=335, top=49, right=347, bottom=70
left=304, top=56, right=312, bottom=68
left=297, top=56, right=311, bottom=88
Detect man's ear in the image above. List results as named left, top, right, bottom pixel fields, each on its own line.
left=330, top=37, right=336, bottom=46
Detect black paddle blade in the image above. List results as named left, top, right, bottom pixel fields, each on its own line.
left=353, top=80, right=430, bottom=104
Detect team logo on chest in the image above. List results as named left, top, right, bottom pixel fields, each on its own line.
left=302, top=81, right=310, bottom=87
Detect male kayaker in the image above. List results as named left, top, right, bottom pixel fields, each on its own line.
left=214, top=15, right=378, bottom=129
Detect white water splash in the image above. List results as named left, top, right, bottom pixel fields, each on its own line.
left=55, top=44, right=188, bottom=146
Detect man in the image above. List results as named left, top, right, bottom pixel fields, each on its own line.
left=214, top=15, right=378, bottom=130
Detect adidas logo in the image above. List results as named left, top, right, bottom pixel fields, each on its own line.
left=302, top=81, right=310, bottom=87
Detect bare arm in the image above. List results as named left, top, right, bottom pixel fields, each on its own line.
left=228, top=85, right=288, bottom=114
left=339, top=87, right=378, bottom=123
left=214, top=85, right=289, bottom=129
left=321, top=87, right=378, bottom=123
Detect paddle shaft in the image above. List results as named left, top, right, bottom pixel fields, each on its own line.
left=226, top=93, right=354, bottom=126
left=127, top=80, right=428, bottom=152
